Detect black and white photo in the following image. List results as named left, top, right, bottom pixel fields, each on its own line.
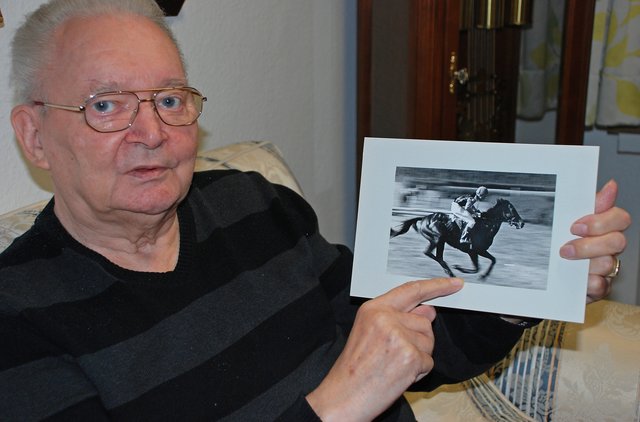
left=351, top=138, right=599, bottom=322
left=388, top=167, right=554, bottom=290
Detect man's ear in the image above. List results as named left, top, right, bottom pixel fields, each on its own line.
left=11, top=105, right=50, bottom=170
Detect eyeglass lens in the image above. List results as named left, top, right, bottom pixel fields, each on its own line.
left=85, top=88, right=204, bottom=132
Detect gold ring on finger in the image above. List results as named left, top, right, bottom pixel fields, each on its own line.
left=607, top=256, right=621, bottom=279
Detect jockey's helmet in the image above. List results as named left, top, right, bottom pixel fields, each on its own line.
left=475, top=186, right=488, bottom=199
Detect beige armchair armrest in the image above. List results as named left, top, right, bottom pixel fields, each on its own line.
left=407, top=299, right=640, bottom=421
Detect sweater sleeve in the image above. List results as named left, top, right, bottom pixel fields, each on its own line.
left=275, top=395, right=322, bottom=422
left=268, top=180, right=359, bottom=335
left=410, top=307, right=530, bottom=391
left=0, top=311, right=110, bottom=420
left=270, top=179, right=527, bottom=393
left=248, top=175, right=528, bottom=407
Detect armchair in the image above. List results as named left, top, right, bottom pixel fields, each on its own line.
left=1, top=141, right=638, bottom=421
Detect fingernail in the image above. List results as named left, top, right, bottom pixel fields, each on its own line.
left=450, top=278, right=464, bottom=286
left=560, top=244, right=576, bottom=258
left=571, top=223, right=588, bottom=236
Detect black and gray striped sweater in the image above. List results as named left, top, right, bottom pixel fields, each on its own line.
left=0, top=170, right=525, bottom=421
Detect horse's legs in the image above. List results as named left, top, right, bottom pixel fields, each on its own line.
left=453, top=252, right=480, bottom=274
left=424, top=241, right=455, bottom=277
left=477, top=250, right=497, bottom=279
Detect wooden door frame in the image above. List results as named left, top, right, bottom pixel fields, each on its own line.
left=556, top=0, right=596, bottom=145
left=411, top=0, right=460, bottom=140
left=356, top=0, right=372, bottom=177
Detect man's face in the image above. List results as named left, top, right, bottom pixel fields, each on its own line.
left=34, top=14, right=198, bottom=219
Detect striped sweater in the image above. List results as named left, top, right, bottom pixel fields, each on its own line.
left=0, top=170, right=526, bottom=421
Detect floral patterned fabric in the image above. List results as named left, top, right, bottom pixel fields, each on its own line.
left=407, top=299, right=640, bottom=421
left=586, top=0, right=640, bottom=126
left=194, top=140, right=303, bottom=195
left=517, top=0, right=565, bottom=120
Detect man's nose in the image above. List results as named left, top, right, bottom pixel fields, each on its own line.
left=126, top=98, right=166, bottom=147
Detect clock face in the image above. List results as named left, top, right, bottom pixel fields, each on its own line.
left=155, top=0, right=186, bottom=16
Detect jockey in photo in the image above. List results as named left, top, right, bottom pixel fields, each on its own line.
left=451, top=186, right=489, bottom=246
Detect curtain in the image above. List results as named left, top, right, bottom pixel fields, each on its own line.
left=586, top=0, right=640, bottom=127
left=516, top=0, right=565, bottom=120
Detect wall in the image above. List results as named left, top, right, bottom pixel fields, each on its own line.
left=517, top=113, right=640, bottom=306
left=0, top=0, right=357, bottom=246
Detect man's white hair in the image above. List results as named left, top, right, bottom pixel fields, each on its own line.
left=11, top=0, right=185, bottom=104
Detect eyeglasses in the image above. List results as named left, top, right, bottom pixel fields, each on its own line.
left=33, top=87, right=207, bottom=133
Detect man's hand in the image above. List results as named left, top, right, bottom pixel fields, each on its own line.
left=560, top=180, right=631, bottom=303
left=306, top=277, right=463, bottom=422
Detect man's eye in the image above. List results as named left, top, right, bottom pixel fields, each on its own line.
left=90, top=100, right=117, bottom=114
left=159, top=95, right=182, bottom=109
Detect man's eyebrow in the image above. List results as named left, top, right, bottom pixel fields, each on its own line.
left=85, top=79, right=191, bottom=94
left=85, top=80, right=120, bottom=94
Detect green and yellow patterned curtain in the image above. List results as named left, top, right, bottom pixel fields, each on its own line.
left=516, top=0, right=565, bottom=120
left=586, top=0, right=640, bottom=127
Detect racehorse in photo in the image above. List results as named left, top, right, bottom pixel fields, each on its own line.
left=389, top=198, right=525, bottom=279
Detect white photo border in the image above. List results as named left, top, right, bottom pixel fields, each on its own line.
left=350, top=138, right=599, bottom=323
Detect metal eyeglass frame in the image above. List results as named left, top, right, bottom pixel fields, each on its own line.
left=33, top=86, right=207, bottom=133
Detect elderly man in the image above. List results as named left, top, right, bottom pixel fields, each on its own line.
left=1, top=0, right=630, bottom=420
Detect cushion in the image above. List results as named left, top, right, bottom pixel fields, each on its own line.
left=195, top=140, right=303, bottom=195
left=0, top=202, right=46, bottom=252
